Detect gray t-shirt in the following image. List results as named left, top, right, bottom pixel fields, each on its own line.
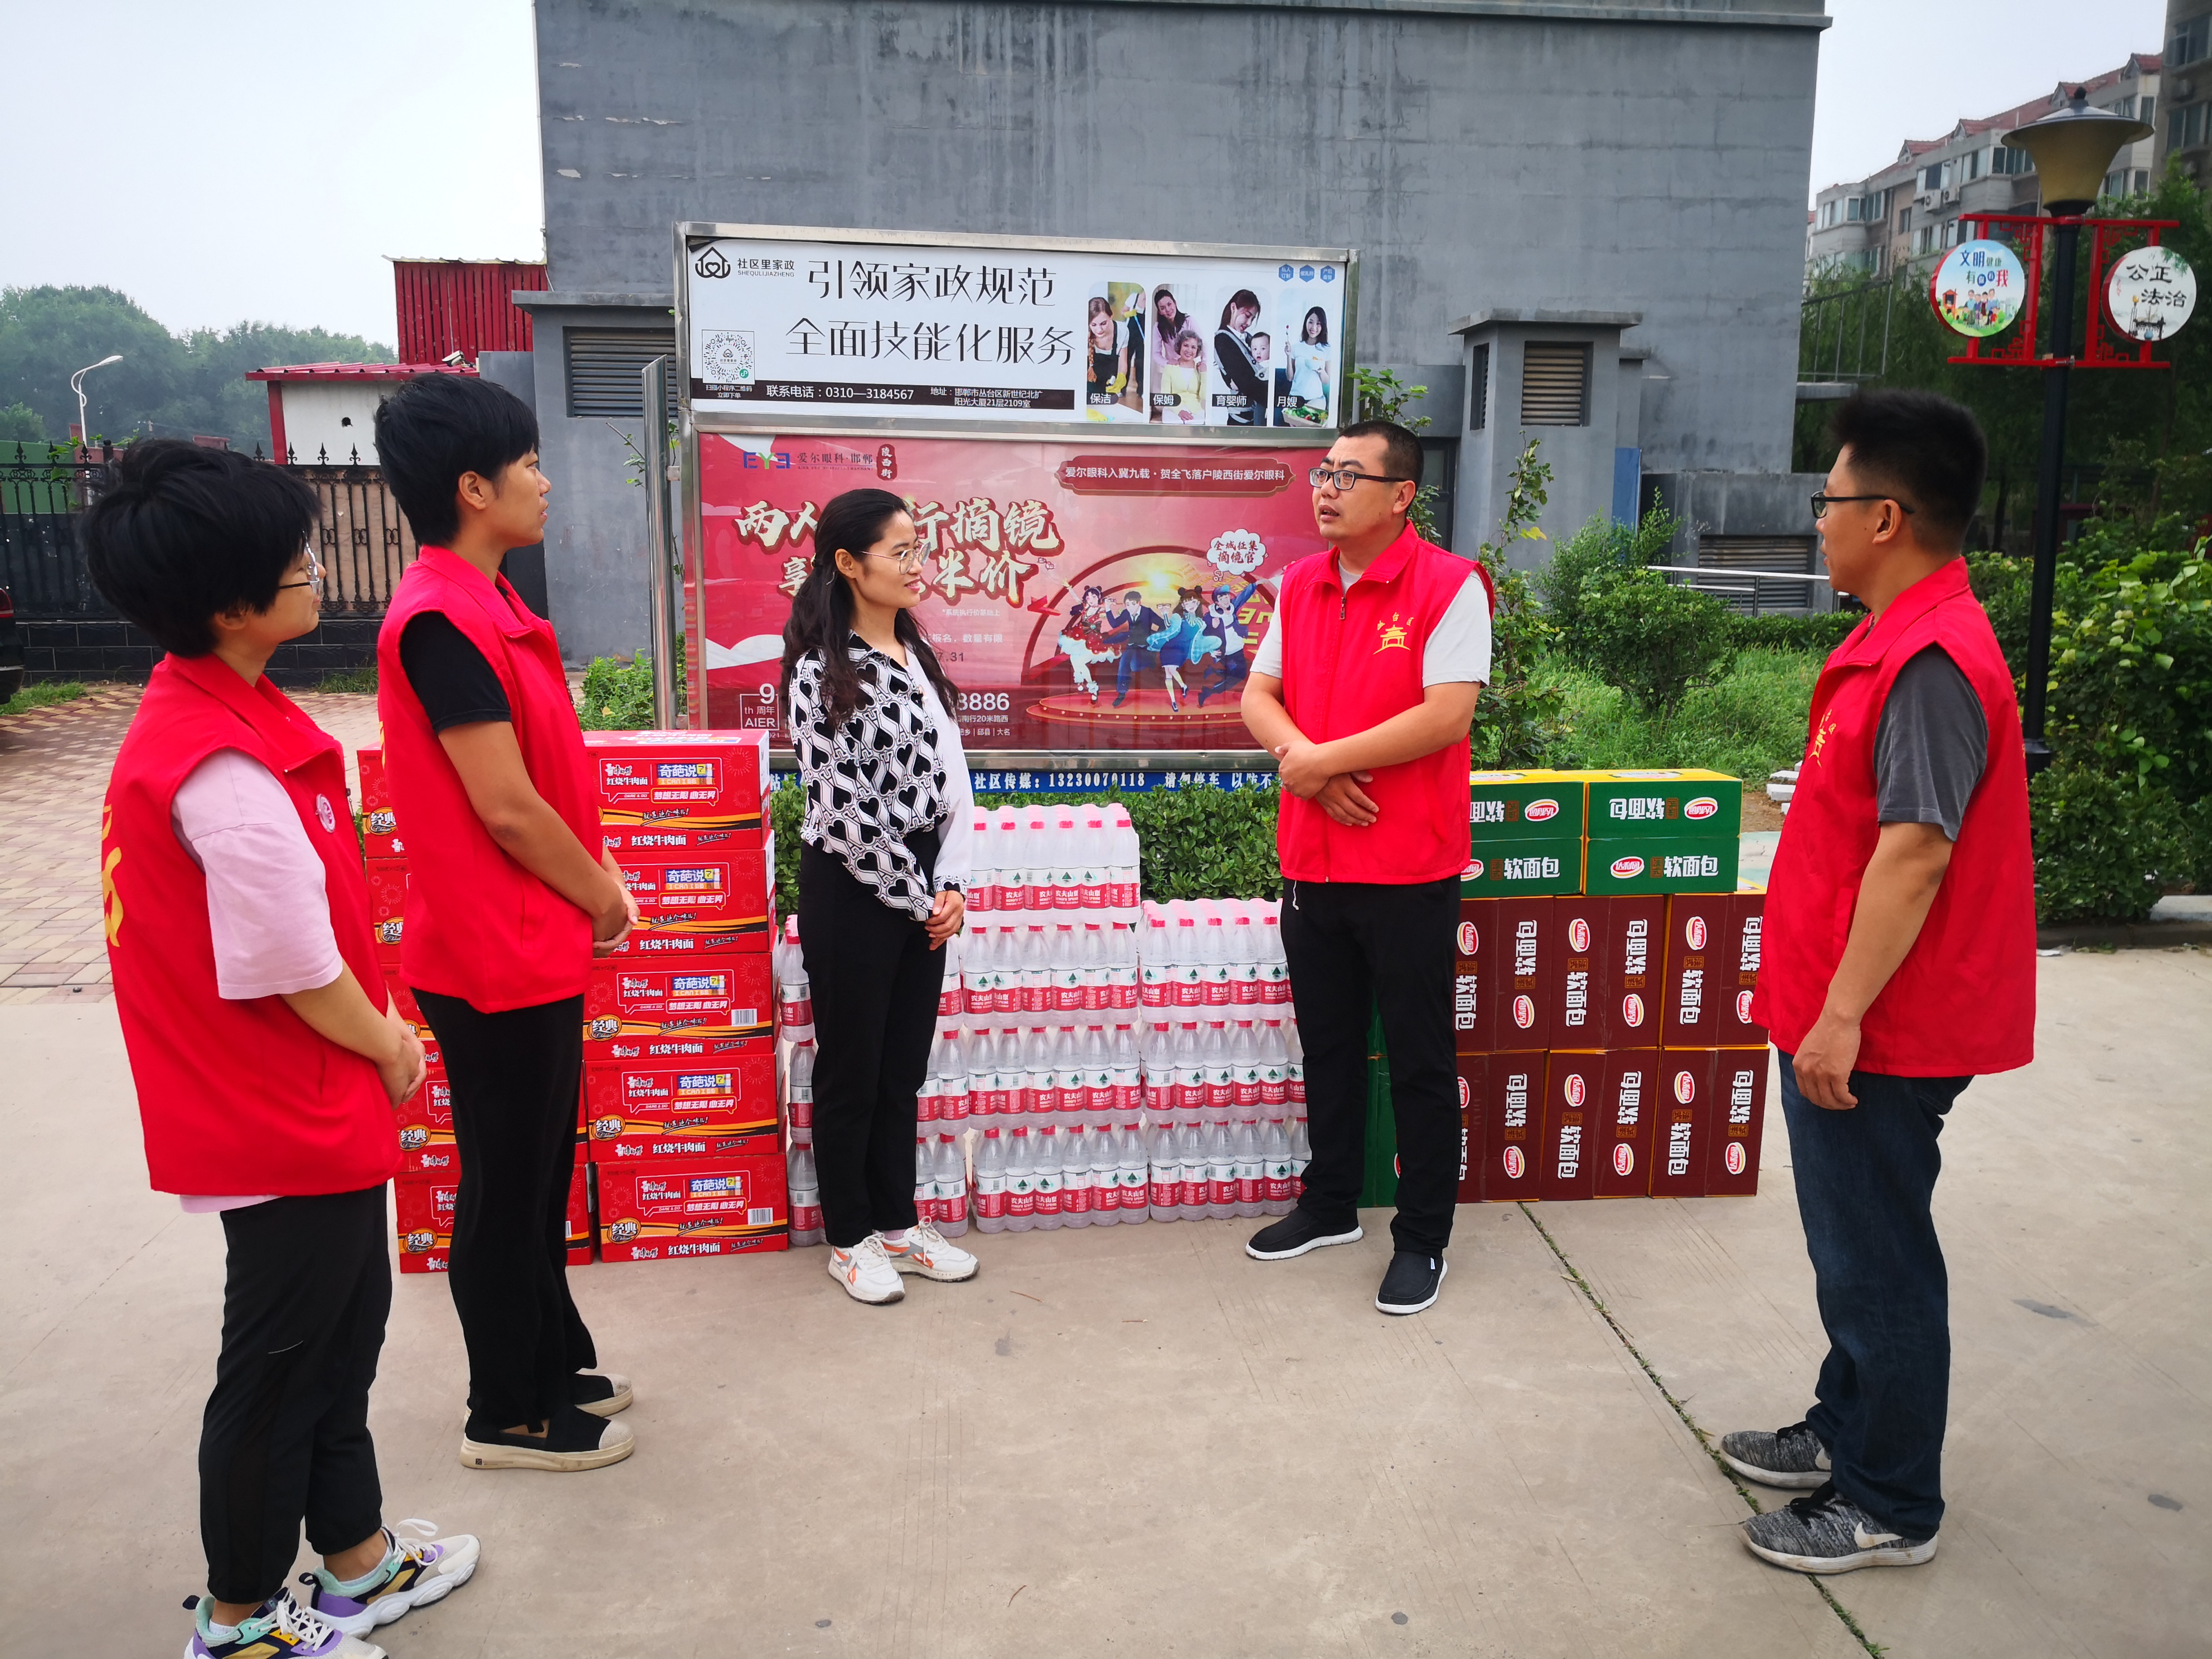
left=1874, top=645, right=1987, bottom=841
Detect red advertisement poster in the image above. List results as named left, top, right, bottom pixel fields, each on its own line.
left=696, top=434, right=1333, bottom=749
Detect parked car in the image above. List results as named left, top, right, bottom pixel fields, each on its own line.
left=0, top=586, right=22, bottom=705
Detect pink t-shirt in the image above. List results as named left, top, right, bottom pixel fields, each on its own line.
left=171, top=748, right=345, bottom=1214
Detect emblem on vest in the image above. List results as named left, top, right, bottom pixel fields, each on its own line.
left=1808, top=709, right=1840, bottom=767
left=316, top=793, right=337, bottom=833
left=1376, top=611, right=1411, bottom=652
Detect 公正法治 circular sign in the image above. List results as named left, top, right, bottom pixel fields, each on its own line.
left=1929, top=241, right=2027, bottom=338
left=2106, top=246, right=2196, bottom=343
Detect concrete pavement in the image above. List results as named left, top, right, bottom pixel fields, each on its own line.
left=2, top=947, right=2205, bottom=1657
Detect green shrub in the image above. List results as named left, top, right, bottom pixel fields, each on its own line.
left=1540, top=647, right=1821, bottom=783
left=2047, top=547, right=2212, bottom=802
left=768, top=778, right=1284, bottom=920
left=2180, top=793, right=2212, bottom=893
left=1535, top=505, right=1679, bottom=661
left=1575, top=568, right=1737, bottom=715
left=577, top=652, right=662, bottom=731
left=2029, top=764, right=2192, bottom=924
left=1725, top=611, right=1858, bottom=654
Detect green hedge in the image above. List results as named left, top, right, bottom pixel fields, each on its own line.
left=769, top=779, right=1282, bottom=918
left=1724, top=611, right=1858, bottom=654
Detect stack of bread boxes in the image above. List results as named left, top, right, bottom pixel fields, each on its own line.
left=358, top=747, right=593, bottom=1274
left=1453, top=769, right=1770, bottom=1205
left=583, top=730, right=789, bottom=1263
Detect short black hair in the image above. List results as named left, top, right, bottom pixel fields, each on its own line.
left=80, top=440, right=318, bottom=657
left=1829, top=388, right=1986, bottom=547
left=372, top=372, right=539, bottom=547
left=1337, top=418, right=1424, bottom=503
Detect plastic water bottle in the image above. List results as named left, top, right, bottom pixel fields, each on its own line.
left=1110, top=1023, right=1143, bottom=1124
left=1115, top=1126, right=1149, bottom=1224
left=1233, top=1120, right=1264, bottom=1218
left=1230, top=1021, right=1262, bottom=1115
left=1022, top=1026, right=1054, bottom=1117
left=1173, top=1022, right=1206, bottom=1122
left=916, top=1055, right=942, bottom=1128
left=987, top=928, right=1016, bottom=1015
left=1259, top=1021, right=1291, bottom=1119
left=1148, top=1125, right=1181, bottom=1223
left=785, top=1040, right=816, bottom=1138
left=1019, top=927, right=1051, bottom=1015
left=1079, top=924, right=1109, bottom=1011
left=1046, top=1026, right=1079, bottom=1123
left=1078, top=1025, right=1112, bottom=1126
left=1229, top=914, right=1261, bottom=1006
left=938, top=1030, right=971, bottom=1123
left=1260, top=911, right=1291, bottom=1006
left=1200, top=1022, right=1233, bottom=1122
left=1173, top=916, right=1204, bottom=1009
left=974, top=1128, right=1009, bottom=1233
left=963, top=929, right=996, bottom=1017
left=1079, top=812, right=1109, bottom=910
left=1140, top=915, right=1172, bottom=1010
left=1110, top=807, right=1141, bottom=911
left=1199, top=915, right=1231, bottom=1008
left=1177, top=1123, right=1209, bottom=1221
left=935, top=1134, right=969, bottom=1237
left=1262, top=1120, right=1295, bottom=1216
left=1110, top=924, right=1140, bottom=1011
left=1285, top=1021, right=1306, bottom=1111
left=1205, top=1122, right=1236, bottom=1221
left=914, top=1138, right=936, bottom=1225
left=1033, top=1127, right=1065, bottom=1230
left=938, top=934, right=964, bottom=1020
left=1006, top=1127, right=1037, bottom=1233
left=788, top=1147, right=824, bottom=1246
left=1289, top=1116, right=1311, bottom=1201
left=1061, top=1126, right=1094, bottom=1228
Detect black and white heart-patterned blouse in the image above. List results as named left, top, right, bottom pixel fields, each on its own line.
left=787, top=636, right=973, bottom=918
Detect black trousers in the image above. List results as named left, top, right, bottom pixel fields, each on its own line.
left=798, top=835, right=942, bottom=1248
left=1280, top=874, right=1461, bottom=1254
left=415, top=988, right=595, bottom=1429
left=200, top=1186, right=389, bottom=1607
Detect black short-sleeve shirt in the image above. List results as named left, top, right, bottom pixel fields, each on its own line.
left=1873, top=644, right=1988, bottom=841
left=397, top=612, right=512, bottom=731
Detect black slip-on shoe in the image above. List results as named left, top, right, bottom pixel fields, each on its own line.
left=1245, top=1209, right=1364, bottom=1260
left=1375, top=1250, right=1446, bottom=1314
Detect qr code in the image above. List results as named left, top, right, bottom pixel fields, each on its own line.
left=701, top=330, right=754, bottom=384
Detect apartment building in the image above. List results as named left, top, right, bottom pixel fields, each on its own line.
left=2158, top=3, right=2212, bottom=187
left=1806, top=56, right=2162, bottom=279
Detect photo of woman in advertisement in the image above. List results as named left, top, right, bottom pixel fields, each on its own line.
left=1085, top=285, right=1146, bottom=421
left=1149, top=286, right=1204, bottom=424
left=1277, top=305, right=1333, bottom=428
left=1210, top=289, right=1268, bottom=427
left=1145, top=587, right=1219, bottom=712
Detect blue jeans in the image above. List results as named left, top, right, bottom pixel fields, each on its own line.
left=1778, top=1051, right=1971, bottom=1539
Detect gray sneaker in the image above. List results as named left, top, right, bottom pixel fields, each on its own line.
left=1720, top=1419, right=1832, bottom=1489
left=1741, top=1482, right=1937, bottom=1574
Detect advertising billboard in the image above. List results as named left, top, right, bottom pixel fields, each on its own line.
left=695, top=433, right=1334, bottom=749
left=679, top=225, right=1351, bottom=431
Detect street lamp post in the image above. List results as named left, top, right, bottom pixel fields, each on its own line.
left=2001, top=91, right=2154, bottom=772
left=69, top=354, right=123, bottom=450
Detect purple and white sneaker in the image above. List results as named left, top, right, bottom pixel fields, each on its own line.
left=297, top=1520, right=481, bottom=1634
left=183, top=1588, right=385, bottom=1657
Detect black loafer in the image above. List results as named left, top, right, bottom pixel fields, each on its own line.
left=1246, top=1210, right=1364, bottom=1260
left=1375, top=1251, right=1446, bottom=1315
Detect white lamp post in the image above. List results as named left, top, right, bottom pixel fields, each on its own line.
left=70, top=354, right=123, bottom=449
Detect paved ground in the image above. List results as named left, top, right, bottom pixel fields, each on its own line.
left=3, top=689, right=2206, bottom=1658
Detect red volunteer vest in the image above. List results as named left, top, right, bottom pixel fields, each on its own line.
left=101, top=656, right=399, bottom=1195
left=1753, top=559, right=2035, bottom=1075
left=1273, top=525, right=1495, bottom=884
left=376, top=548, right=601, bottom=1011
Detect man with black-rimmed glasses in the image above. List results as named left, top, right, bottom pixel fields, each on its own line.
left=1239, top=419, right=1493, bottom=1316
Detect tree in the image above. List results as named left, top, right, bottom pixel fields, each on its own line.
left=0, top=286, right=395, bottom=451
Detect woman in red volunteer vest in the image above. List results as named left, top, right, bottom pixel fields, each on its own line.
left=371, top=375, right=636, bottom=1474
left=1727, top=390, right=2034, bottom=1576
left=1239, top=419, right=1492, bottom=1319
left=88, top=442, right=480, bottom=1659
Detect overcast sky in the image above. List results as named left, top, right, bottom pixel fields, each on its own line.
left=2, top=1, right=2167, bottom=350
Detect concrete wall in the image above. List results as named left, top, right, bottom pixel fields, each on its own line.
left=512, top=300, right=669, bottom=662
left=530, top=0, right=1826, bottom=655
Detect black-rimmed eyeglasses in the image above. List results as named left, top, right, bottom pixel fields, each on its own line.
left=1309, top=466, right=1417, bottom=491
left=1810, top=492, right=1915, bottom=521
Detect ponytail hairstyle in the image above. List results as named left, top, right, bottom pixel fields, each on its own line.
left=778, top=486, right=961, bottom=729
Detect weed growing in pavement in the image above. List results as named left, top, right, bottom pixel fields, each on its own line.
left=1, top=680, right=89, bottom=717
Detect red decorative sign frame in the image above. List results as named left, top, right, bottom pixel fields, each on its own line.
left=1943, top=214, right=2180, bottom=370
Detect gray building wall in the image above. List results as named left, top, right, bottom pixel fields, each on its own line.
left=530, top=0, right=1827, bottom=658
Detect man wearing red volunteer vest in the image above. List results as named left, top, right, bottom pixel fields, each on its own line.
left=374, top=374, right=637, bottom=1475
left=1729, top=389, right=2034, bottom=1576
left=1240, top=419, right=1494, bottom=1316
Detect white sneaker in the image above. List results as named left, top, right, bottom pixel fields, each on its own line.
left=880, top=1221, right=978, bottom=1282
left=827, top=1234, right=905, bottom=1303
left=298, top=1520, right=480, bottom=1634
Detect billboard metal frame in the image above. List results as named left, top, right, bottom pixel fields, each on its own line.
left=671, top=221, right=1360, bottom=757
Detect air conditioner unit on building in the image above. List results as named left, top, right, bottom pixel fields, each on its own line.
left=1914, top=191, right=1939, bottom=210
left=1939, top=187, right=1961, bottom=206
